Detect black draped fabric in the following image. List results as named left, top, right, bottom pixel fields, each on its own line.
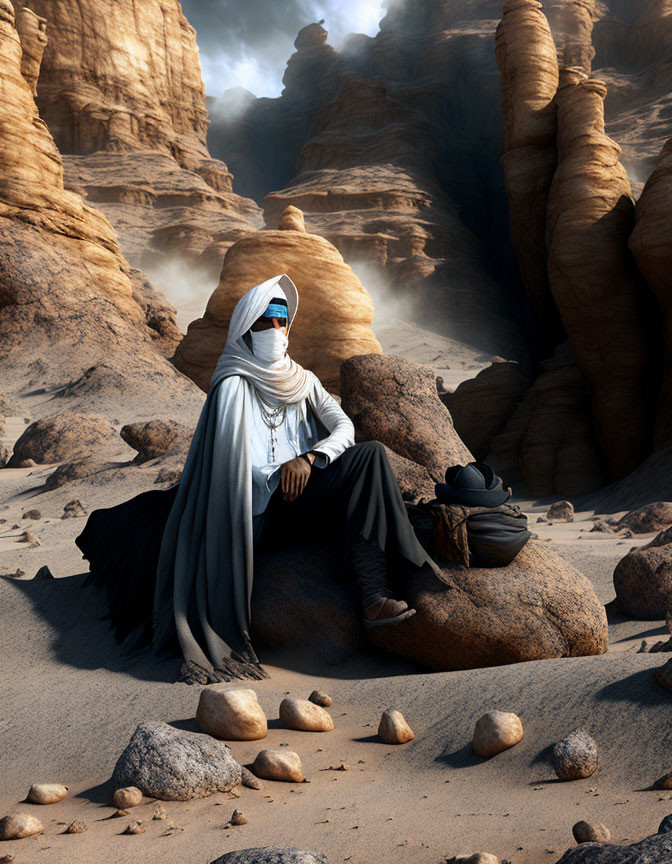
left=75, top=441, right=435, bottom=677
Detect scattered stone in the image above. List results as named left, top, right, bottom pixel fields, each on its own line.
left=547, top=501, right=574, bottom=522
left=113, top=787, right=143, bottom=809
left=0, top=813, right=44, bottom=839
left=611, top=502, right=672, bottom=534
left=614, top=527, right=672, bottom=619
left=655, top=659, right=672, bottom=692
left=17, top=530, right=39, bottom=546
left=553, top=729, right=598, bottom=780
left=573, top=821, right=611, bottom=843
left=113, top=810, right=129, bottom=818
left=279, top=698, right=334, bottom=733
left=153, top=805, right=167, bottom=820
left=196, top=686, right=268, bottom=741
left=0, top=854, right=14, bottom=863
left=45, top=458, right=110, bottom=490
left=120, top=419, right=192, bottom=463
left=64, top=820, right=87, bottom=834
left=27, top=783, right=68, bottom=804
left=590, top=520, right=613, bottom=533
left=446, top=854, right=499, bottom=864
left=22, top=509, right=40, bottom=520
left=62, top=499, right=86, bottom=519
left=0, top=569, right=25, bottom=579
left=155, top=467, right=182, bottom=485
left=9, top=412, right=118, bottom=466
left=123, top=821, right=145, bottom=835
left=112, top=721, right=242, bottom=801
left=251, top=750, right=305, bottom=783
left=241, top=767, right=264, bottom=790
left=536, top=515, right=547, bottom=523
left=654, top=772, right=672, bottom=790
left=377, top=708, right=414, bottom=744
left=210, top=849, right=329, bottom=864
left=472, top=711, right=523, bottom=757
left=231, top=809, right=249, bottom=825
left=308, top=690, right=333, bottom=708
left=11, top=458, right=36, bottom=468
left=659, top=814, right=672, bottom=834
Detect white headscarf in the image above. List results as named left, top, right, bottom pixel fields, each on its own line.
left=210, top=274, right=312, bottom=403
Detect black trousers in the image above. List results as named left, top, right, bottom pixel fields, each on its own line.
left=253, top=441, right=432, bottom=577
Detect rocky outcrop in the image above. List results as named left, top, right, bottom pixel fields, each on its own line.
left=554, top=824, right=672, bottom=863
left=613, top=526, right=672, bottom=619
left=545, top=68, right=653, bottom=481
left=484, top=351, right=608, bottom=496
left=495, top=0, right=563, bottom=353
left=210, top=14, right=529, bottom=364
left=611, top=503, right=672, bottom=534
left=8, top=412, right=118, bottom=465
left=340, top=354, right=472, bottom=483
left=440, top=359, right=528, bottom=460
left=12, top=0, right=262, bottom=281
left=0, top=1, right=204, bottom=420
left=544, top=0, right=598, bottom=72
left=173, top=207, right=381, bottom=394
left=629, top=135, right=672, bottom=448
left=14, top=4, right=46, bottom=96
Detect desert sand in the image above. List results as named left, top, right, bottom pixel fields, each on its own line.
left=1, top=318, right=670, bottom=864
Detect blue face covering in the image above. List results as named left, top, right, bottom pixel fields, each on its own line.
left=263, top=303, right=288, bottom=320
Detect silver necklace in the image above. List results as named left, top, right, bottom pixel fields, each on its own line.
left=255, top=391, right=287, bottom=462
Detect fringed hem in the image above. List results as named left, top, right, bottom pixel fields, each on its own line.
left=178, top=656, right=270, bottom=685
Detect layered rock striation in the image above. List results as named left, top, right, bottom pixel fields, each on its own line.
left=0, top=0, right=203, bottom=420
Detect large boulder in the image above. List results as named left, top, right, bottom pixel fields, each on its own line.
left=173, top=207, right=381, bottom=394
left=554, top=823, right=672, bottom=863
left=112, top=721, right=241, bottom=801
left=340, top=354, right=472, bottom=483
left=211, top=849, right=329, bottom=864
left=252, top=537, right=608, bottom=672
left=8, top=412, right=118, bottom=465
left=613, top=527, right=672, bottom=619
left=610, top=503, right=672, bottom=535
left=120, top=419, right=193, bottom=463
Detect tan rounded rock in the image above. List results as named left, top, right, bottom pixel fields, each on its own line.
left=251, top=749, right=305, bottom=783
left=0, top=813, right=44, bottom=840
left=378, top=708, right=415, bottom=744
left=572, top=820, right=611, bottom=843
left=308, top=690, right=332, bottom=707
left=64, top=820, right=87, bottom=834
left=279, top=697, right=334, bottom=732
left=27, top=783, right=68, bottom=804
left=123, top=821, right=145, bottom=835
left=112, top=787, right=143, bottom=809
left=231, top=809, right=249, bottom=825
left=472, top=711, right=523, bottom=757
left=196, top=686, right=268, bottom=741
left=447, top=854, right=499, bottom=864
left=653, top=771, right=672, bottom=790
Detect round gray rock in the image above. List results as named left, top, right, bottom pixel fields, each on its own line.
left=211, top=848, right=330, bottom=864
left=553, top=728, right=598, bottom=781
left=112, top=721, right=241, bottom=801
left=555, top=829, right=672, bottom=862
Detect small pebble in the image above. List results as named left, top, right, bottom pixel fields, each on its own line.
left=113, top=787, right=142, bottom=809
left=123, top=821, right=145, bottom=835
left=251, top=749, right=306, bottom=783
left=0, top=854, right=15, bottom=863
left=22, top=509, right=41, bottom=520
left=279, top=697, right=334, bottom=732
left=654, top=772, right=672, bottom=790
left=241, top=766, right=263, bottom=790
left=64, top=820, right=87, bottom=834
left=231, top=809, right=249, bottom=825
left=378, top=708, right=414, bottom=744
left=472, top=711, right=523, bottom=757
left=308, top=690, right=333, bottom=707
left=0, top=813, right=44, bottom=840
left=27, top=783, right=69, bottom=804
left=553, top=729, right=598, bottom=780
left=153, top=805, right=167, bottom=820
left=572, top=820, right=610, bottom=843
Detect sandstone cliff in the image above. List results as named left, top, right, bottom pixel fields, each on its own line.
left=12, top=0, right=262, bottom=285
left=0, top=0, right=203, bottom=421
left=173, top=206, right=381, bottom=395
left=495, top=0, right=562, bottom=354
left=545, top=68, right=653, bottom=480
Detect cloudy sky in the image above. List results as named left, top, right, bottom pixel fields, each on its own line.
left=180, top=0, right=386, bottom=98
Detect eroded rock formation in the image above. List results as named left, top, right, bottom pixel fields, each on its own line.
left=545, top=68, right=652, bottom=480
left=495, top=0, right=563, bottom=353
left=484, top=351, right=608, bottom=496
left=14, top=4, right=46, bottom=96
left=0, top=0, right=204, bottom=421
left=173, top=207, right=381, bottom=394
left=13, top=0, right=262, bottom=281
left=544, top=0, right=598, bottom=72
left=629, top=135, right=672, bottom=447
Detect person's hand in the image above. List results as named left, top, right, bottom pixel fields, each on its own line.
left=280, top=455, right=313, bottom=501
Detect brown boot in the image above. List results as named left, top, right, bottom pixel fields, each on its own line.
left=363, top=597, right=416, bottom=628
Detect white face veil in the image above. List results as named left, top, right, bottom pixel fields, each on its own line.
left=210, top=274, right=312, bottom=404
